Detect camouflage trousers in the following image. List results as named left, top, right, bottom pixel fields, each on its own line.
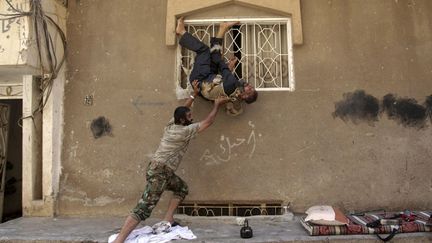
left=131, top=161, right=189, bottom=221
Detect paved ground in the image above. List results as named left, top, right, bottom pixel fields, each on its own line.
left=0, top=215, right=431, bottom=243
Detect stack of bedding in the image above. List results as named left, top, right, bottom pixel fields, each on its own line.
left=300, top=205, right=431, bottom=236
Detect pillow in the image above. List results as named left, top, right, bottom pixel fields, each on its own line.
left=305, top=205, right=349, bottom=226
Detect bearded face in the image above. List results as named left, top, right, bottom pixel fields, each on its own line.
left=182, top=111, right=193, bottom=125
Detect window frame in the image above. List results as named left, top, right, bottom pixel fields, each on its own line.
left=176, top=17, right=295, bottom=93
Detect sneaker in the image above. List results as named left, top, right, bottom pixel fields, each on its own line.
left=152, top=221, right=171, bottom=234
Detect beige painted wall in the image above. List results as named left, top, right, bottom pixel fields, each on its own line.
left=60, top=0, right=432, bottom=217
left=0, top=0, right=66, bottom=217
left=0, top=0, right=65, bottom=75
left=0, top=0, right=38, bottom=74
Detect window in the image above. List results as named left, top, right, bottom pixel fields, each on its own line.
left=176, top=18, right=295, bottom=93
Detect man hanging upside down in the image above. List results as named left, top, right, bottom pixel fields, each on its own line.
left=176, top=17, right=258, bottom=116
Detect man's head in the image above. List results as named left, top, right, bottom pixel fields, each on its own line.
left=174, top=106, right=193, bottom=125
left=240, top=83, right=258, bottom=104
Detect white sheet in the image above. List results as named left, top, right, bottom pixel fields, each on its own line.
left=108, top=225, right=196, bottom=243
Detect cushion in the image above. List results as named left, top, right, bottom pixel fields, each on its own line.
left=300, top=211, right=432, bottom=236
left=305, top=205, right=349, bottom=226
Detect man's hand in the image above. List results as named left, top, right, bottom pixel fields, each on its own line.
left=184, top=80, right=200, bottom=108
left=192, top=80, right=200, bottom=97
left=214, top=96, right=230, bottom=106
left=197, top=96, right=229, bottom=133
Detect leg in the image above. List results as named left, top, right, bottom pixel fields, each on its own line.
left=112, top=164, right=169, bottom=243
left=209, top=37, right=240, bottom=96
left=209, top=37, right=235, bottom=79
left=217, top=21, right=239, bottom=39
left=164, top=173, right=189, bottom=224
left=208, top=22, right=240, bottom=95
left=163, top=198, right=181, bottom=223
left=175, top=17, right=187, bottom=36
left=112, top=216, right=140, bottom=243
left=183, top=33, right=212, bottom=82
left=177, top=17, right=211, bottom=82
left=218, top=61, right=240, bottom=96
left=209, top=21, right=239, bottom=70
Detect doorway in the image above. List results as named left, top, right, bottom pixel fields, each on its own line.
left=0, top=99, right=22, bottom=222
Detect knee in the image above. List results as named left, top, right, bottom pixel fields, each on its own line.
left=131, top=192, right=160, bottom=221
left=131, top=205, right=153, bottom=221
left=198, top=45, right=210, bottom=54
left=174, top=184, right=189, bottom=200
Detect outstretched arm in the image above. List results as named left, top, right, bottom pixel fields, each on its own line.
left=198, top=96, right=229, bottom=133
left=184, top=80, right=200, bottom=108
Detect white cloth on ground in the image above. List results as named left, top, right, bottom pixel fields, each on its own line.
left=108, top=225, right=196, bottom=243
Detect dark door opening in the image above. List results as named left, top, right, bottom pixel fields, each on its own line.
left=1, top=99, right=22, bottom=223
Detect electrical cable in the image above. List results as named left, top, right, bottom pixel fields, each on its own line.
left=3, top=0, right=68, bottom=127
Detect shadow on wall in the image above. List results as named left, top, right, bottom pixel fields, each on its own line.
left=333, top=90, right=432, bottom=129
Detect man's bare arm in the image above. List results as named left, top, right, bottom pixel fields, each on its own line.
left=198, top=97, right=229, bottom=133
left=184, top=80, right=200, bottom=108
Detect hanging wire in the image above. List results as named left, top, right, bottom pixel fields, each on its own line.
left=0, top=0, right=67, bottom=127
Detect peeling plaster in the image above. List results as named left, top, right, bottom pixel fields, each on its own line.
left=61, top=187, right=125, bottom=207
left=19, top=48, right=28, bottom=63
left=68, top=144, right=79, bottom=160
left=69, top=130, right=74, bottom=141
left=399, top=181, right=411, bottom=194
left=84, top=196, right=124, bottom=207
left=101, top=168, right=113, bottom=178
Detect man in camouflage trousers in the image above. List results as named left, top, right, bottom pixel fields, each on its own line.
left=177, top=17, right=258, bottom=116
left=112, top=82, right=229, bottom=243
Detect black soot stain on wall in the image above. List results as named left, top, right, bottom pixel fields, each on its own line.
left=332, top=90, right=380, bottom=125
left=334, top=90, right=431, bottom=129
left=382, top=94, right=427, bottom=129
left=91, top=116, right=112, bottom=138
left=425, top=95, right=432, bottom=120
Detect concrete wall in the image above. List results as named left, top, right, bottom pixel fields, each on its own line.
left=0, top=0, right=65, bottom=75
left=0, top=0, right=66, bottom=217
left=60, top=0, right=432, bottom=217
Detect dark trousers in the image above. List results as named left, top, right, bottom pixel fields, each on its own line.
left=179, top=32, right=238, bottom=94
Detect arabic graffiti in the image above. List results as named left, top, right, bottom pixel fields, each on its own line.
left=200, top=121, right=260, bottom=165
left=1, top=1, right=29, bottom=60
left=1, top=2, right=25, bottom=33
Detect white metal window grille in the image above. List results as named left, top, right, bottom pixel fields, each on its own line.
left=177, top=201, right=284, bottom=217
left=176, top=18, right=295, bottom=92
